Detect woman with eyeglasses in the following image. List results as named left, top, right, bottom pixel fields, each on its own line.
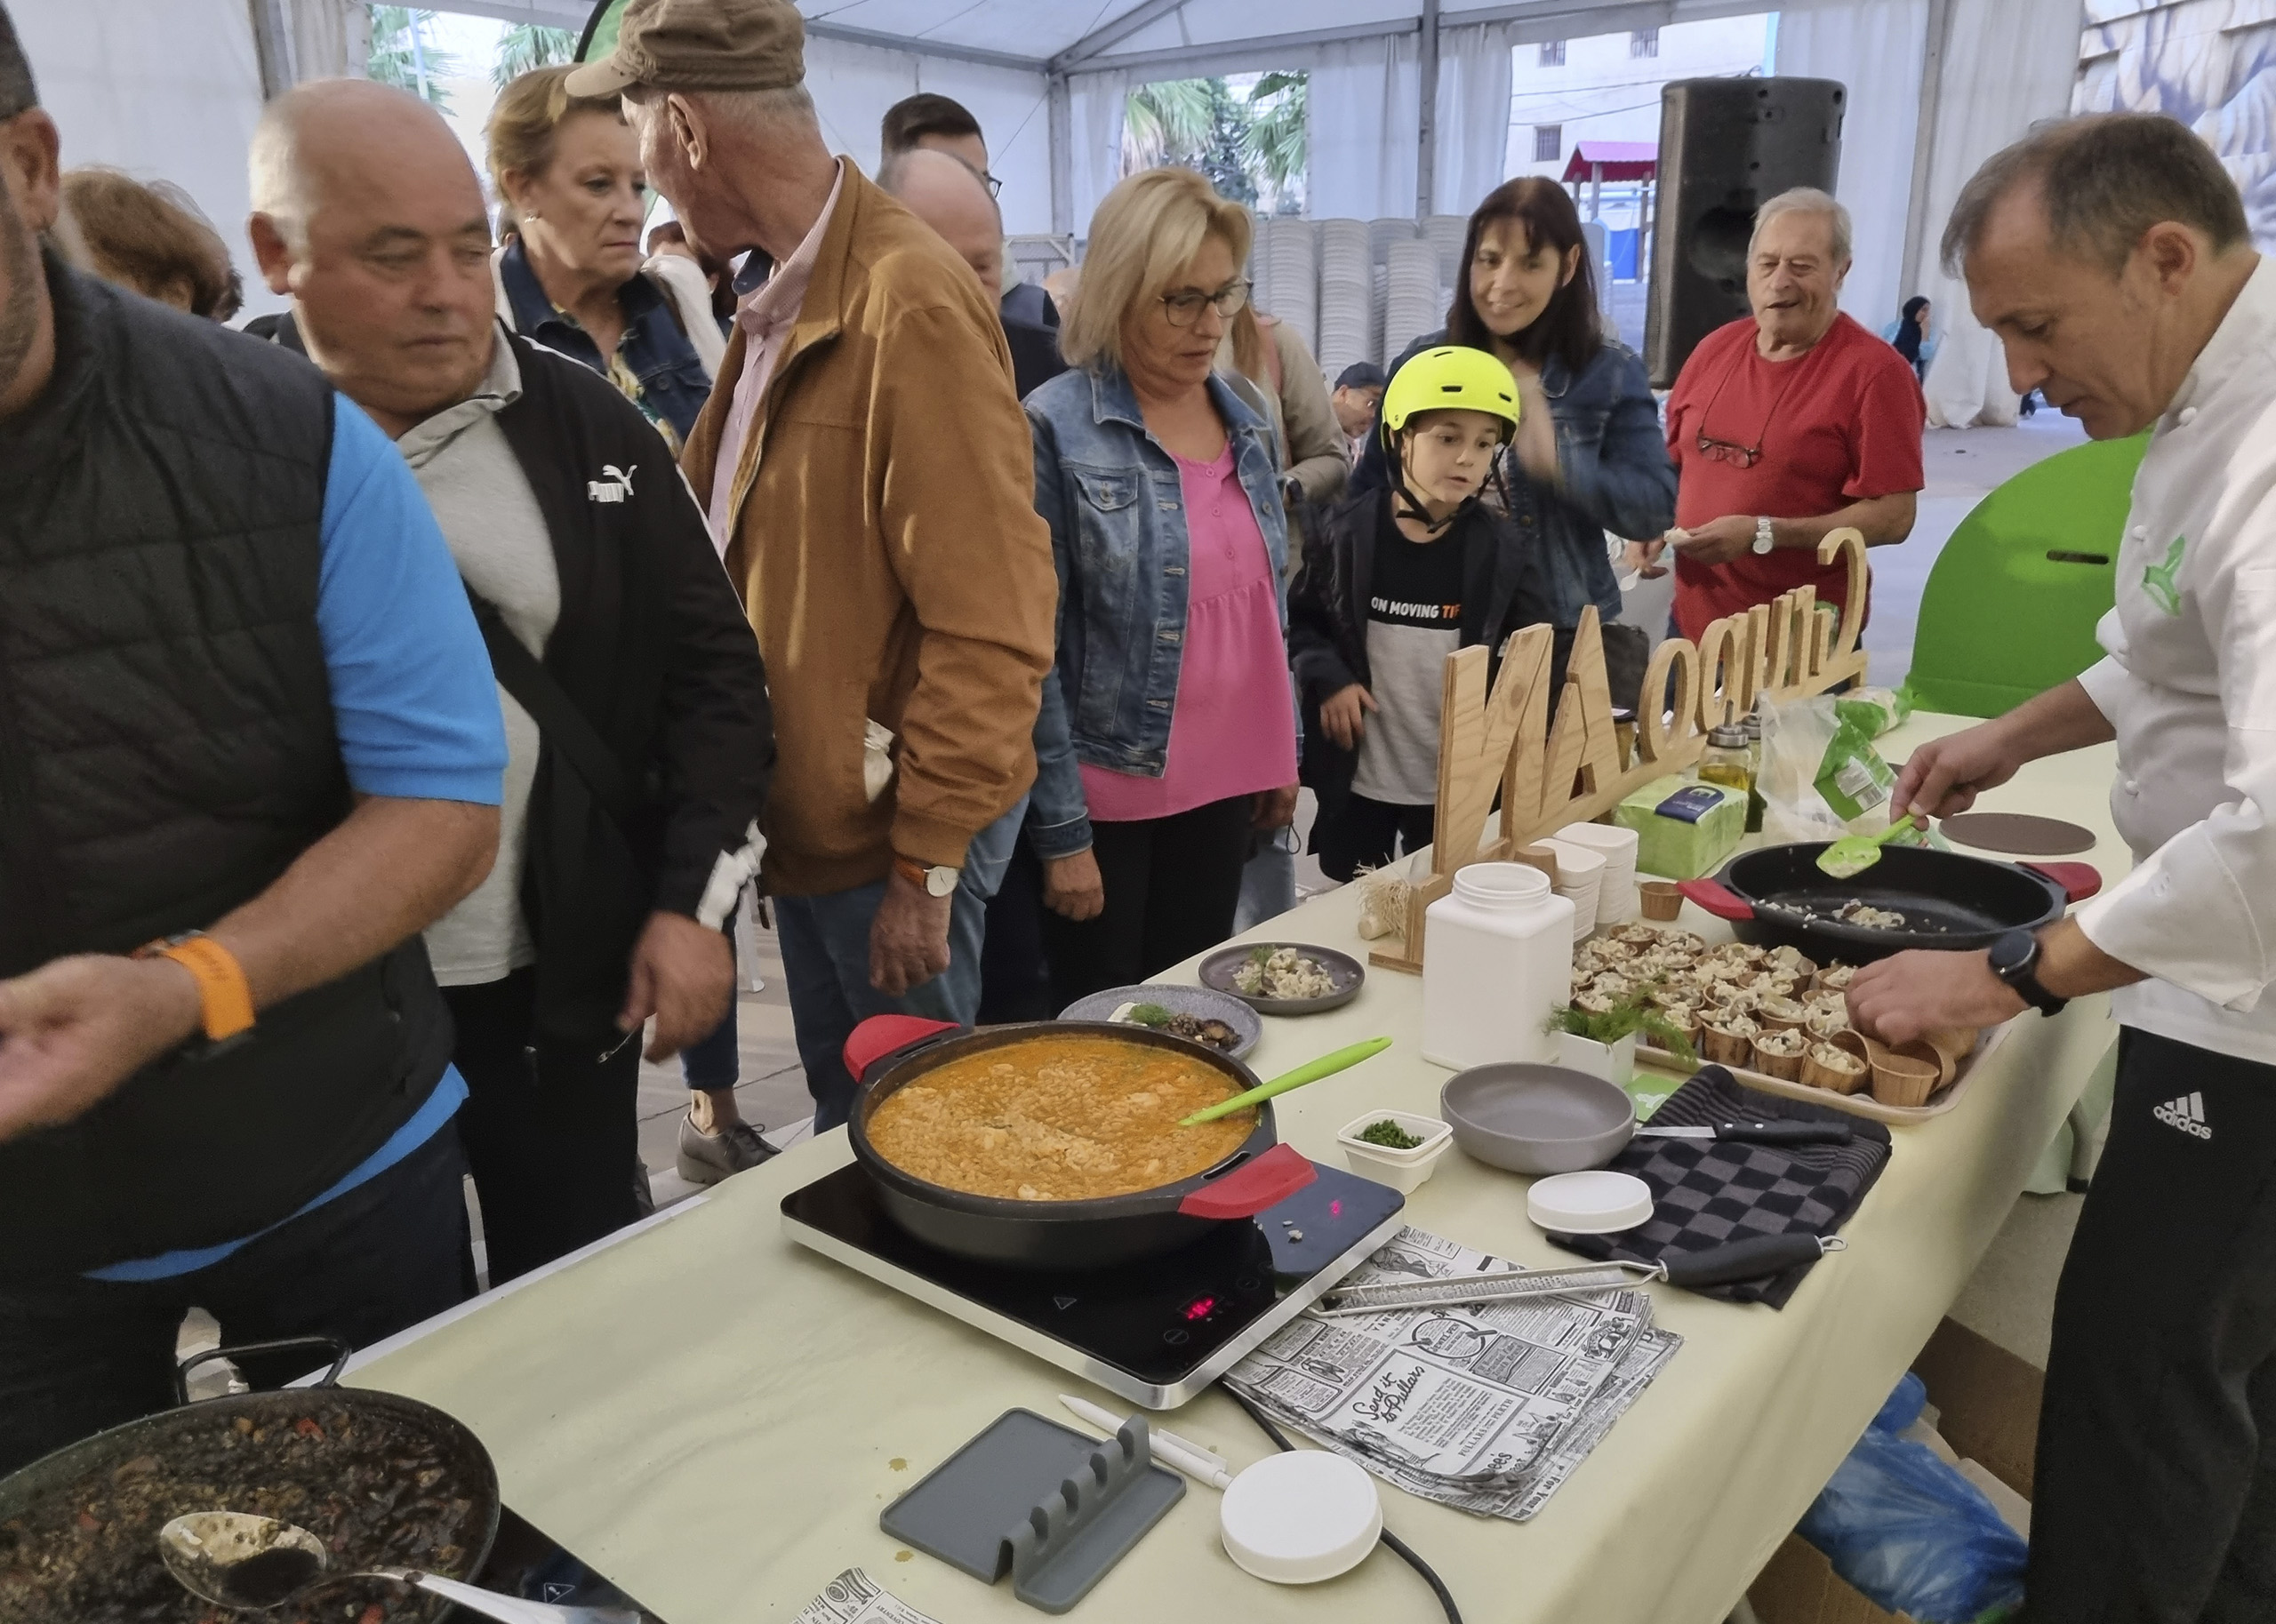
left=1355, top=178, right=1673, bottom=708
left=1021, top=168, right=1302, bottom=1003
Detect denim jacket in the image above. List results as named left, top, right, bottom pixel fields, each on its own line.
left=1355, top=331, right=1677, bottom=629
left=1023, top=365, right=1290, bottom=860
left=496, top=238, right=714, bottom=444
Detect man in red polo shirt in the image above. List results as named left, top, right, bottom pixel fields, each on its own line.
left=1630, top=188, right=1926, bottom=644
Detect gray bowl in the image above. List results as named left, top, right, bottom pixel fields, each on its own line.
left=1439, top=1063, right=1639, bottom=1176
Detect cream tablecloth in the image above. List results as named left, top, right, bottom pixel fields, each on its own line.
left=352, top=714, right=2124, bottom=1624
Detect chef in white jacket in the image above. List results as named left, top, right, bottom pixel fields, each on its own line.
left=1848, top=114, right=2275, bottom=1620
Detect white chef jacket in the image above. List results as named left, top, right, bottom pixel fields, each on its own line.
left=2073, top=253, right=2276, bottom=1065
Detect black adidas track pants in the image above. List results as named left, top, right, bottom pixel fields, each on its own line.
left=2027, top=1028, right=2276, bottom=1622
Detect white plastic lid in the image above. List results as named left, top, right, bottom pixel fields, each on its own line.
left=1527, top=1170, right=1655, bottom=1234
left=1449, top=861, right=1551, bottom=910
left=1220, top=1451, right=1382, bottom=1584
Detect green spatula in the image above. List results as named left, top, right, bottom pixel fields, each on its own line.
left=1817, top=813, right=1918, bottom=880
left=1180, top=1036, right=1393, bottom=1125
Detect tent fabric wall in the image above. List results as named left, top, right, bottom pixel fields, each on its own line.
left=1308, top=33, right=1423, bottom=220
left=802, top=35, right=1053, bottom=235
left=1909, top=0, right=2087, bottom=427
left=1433, top=21, right=1515, bottom=218
left=15, top=0, right=276, bottom=314
left=1068, top=69, right=1131, bottom=241
left=1774, top=0, right=1930, bottom=334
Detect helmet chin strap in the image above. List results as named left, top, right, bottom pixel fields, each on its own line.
left=1387, top=438, right=1472, bottom=537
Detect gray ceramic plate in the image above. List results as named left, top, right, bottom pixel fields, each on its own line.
left=1439, top=1063, right=1638, bottom=1176
left=1056, top=983, right=1263, bottom=1060
left=1198, top=942, right=1367, bottom=1016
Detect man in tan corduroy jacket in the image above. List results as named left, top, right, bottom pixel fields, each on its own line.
left=575, top=0, right=1056, bottom=1129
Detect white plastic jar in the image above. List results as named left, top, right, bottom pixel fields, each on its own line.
left=1421, top=862, right=1576, bottom=1071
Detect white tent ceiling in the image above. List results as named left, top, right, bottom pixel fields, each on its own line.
left=445, top=0, right=1799, bottom=76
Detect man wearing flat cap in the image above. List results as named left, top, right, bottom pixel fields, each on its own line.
left=568, top=0, right=1057, bottom=1131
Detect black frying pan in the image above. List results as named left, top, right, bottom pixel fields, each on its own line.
left=843, top=1015, right=1317, bottom=1271
left=0, top=1336, right=499, bottom=1623
left=1679, top=844, right=2101, bottom=963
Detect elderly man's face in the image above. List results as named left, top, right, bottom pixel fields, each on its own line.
left=627, top=93, right=741, bottom=266
left=253, top=99, right=493, bottom=430
left=1965, top=184, right=2186, bottom=440
left=1747, top=209, right=1847, bottom=355
left=1332, top=383, right=1382, bottom=439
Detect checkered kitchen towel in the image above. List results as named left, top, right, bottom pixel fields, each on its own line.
left=1545, top=1066, right=1893, bottom=1308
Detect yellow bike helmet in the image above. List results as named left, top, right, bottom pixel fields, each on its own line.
left=1378, top=345, right=1521, bottom=451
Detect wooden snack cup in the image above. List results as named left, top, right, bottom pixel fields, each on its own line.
left=1813, top=964, right=1857, bottom=996
left=1803, top=1034, right=1871, bottom=1094
left=1867, top=1041, right=1942, bottom=1108
left=1756, top=996, right=1809, bottom=1033
left=1919, top=1028, right=1976, bottom=1084
left=1645, top=1007, right=1703, bottom=1053
left=1751, top=1032, right=1806, bottom=1082
left=1702, top=1022, right=1757, bottom=1066
left=1514, top=843, right=1561, bottom=880
left=1639, top=881, right=1684, bottom=921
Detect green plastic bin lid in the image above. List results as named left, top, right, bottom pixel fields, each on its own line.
left=1904, top=432, right=2147, bottom=719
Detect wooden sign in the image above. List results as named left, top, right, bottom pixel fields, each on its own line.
left=1370, top=528, right=1871, bottom=972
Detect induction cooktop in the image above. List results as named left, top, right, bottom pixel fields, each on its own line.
left=781, top=1159, right=1406, bottom=1409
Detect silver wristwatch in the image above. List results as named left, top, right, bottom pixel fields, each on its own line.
left=1752, top=516, right=1775, bottom=556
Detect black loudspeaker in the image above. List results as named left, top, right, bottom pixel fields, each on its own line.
left=1645, top=77, right=1846, bottom=388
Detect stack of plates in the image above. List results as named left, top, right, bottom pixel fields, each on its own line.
left=1555, top=822, right=1642, bottom=925
left=1545, top=838, right=1607, bottom=941
left=1255, top=217, right=1318, bottom=358
left=1383, top=239, right=1444, bottom=366
left=1423, top=214, right=1470, bottom=291
left=1315, top=219, right=1373, bottom=380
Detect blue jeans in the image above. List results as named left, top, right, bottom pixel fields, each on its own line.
left=780, top=804, right=1021, bottom=1132
left=0, top=1127, right=469, bottom=1476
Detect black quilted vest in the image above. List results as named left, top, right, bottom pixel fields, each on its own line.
left=0, top=259, right=453, bottom=1277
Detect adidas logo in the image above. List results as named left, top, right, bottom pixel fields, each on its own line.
left=2154, top=1092, right=2212, bottom=1140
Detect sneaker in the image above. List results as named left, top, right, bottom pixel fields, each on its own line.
left=677, top=1114, right=775, bottom=1186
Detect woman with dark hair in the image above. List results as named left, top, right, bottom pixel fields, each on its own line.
left=1881, top=295, right=1935, bottom=381
left=1353, top=178, right=1673, bottom=701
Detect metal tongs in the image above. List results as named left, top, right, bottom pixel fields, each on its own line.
left=1316, top=1233, right=1845, bottom=1316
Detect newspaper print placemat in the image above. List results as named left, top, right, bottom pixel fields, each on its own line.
left=1225, top=1225, right=1681, bottom=1521
left=795, top=1568, right=944, bottom=1624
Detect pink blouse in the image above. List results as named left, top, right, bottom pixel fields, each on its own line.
left=1080, top=445, right=1299, bottom=822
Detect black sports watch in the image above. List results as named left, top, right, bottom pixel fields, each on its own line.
left=1988, top=930, right=2066, bottom=1017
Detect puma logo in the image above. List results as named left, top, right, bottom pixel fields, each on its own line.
left=586, top=463, right=637, bottom=504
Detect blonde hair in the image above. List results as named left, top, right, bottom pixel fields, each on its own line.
left=1061, top=167, right=1252, bottom=372
left=485, top=66, right=625, bottom=208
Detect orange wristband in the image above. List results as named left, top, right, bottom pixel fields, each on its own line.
left=136, top=932, right=256, bottom=1043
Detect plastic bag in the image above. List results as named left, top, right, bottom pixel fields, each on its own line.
left=1797, top=1372, right=2028, bottom=1623
left=1836, top=685, right=1913, bottom=740
left=1758, top=694, right=1931, bottom=845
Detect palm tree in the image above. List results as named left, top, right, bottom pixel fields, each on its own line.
left=365, top=6, right=456, bottom=112
left=1242, top=71, right=1306, bottom=215
left=1121, top=78, right=1216, bottom=174
left=493, top=23, right=578, bottom=89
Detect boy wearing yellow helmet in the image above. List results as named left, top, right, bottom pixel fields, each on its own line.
left=1289, top=347, right=1556, bottom=881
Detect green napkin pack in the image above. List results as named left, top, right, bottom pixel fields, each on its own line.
left=1615, top=774, right=1748, bottom=879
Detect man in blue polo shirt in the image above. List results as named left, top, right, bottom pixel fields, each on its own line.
left=0, top=13, right=507, bottom=1474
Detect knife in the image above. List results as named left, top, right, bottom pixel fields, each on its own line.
left=1315, top=1233, right=1846, bottom=1316
left=1636, top=1120, right=1855, bottom=1146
